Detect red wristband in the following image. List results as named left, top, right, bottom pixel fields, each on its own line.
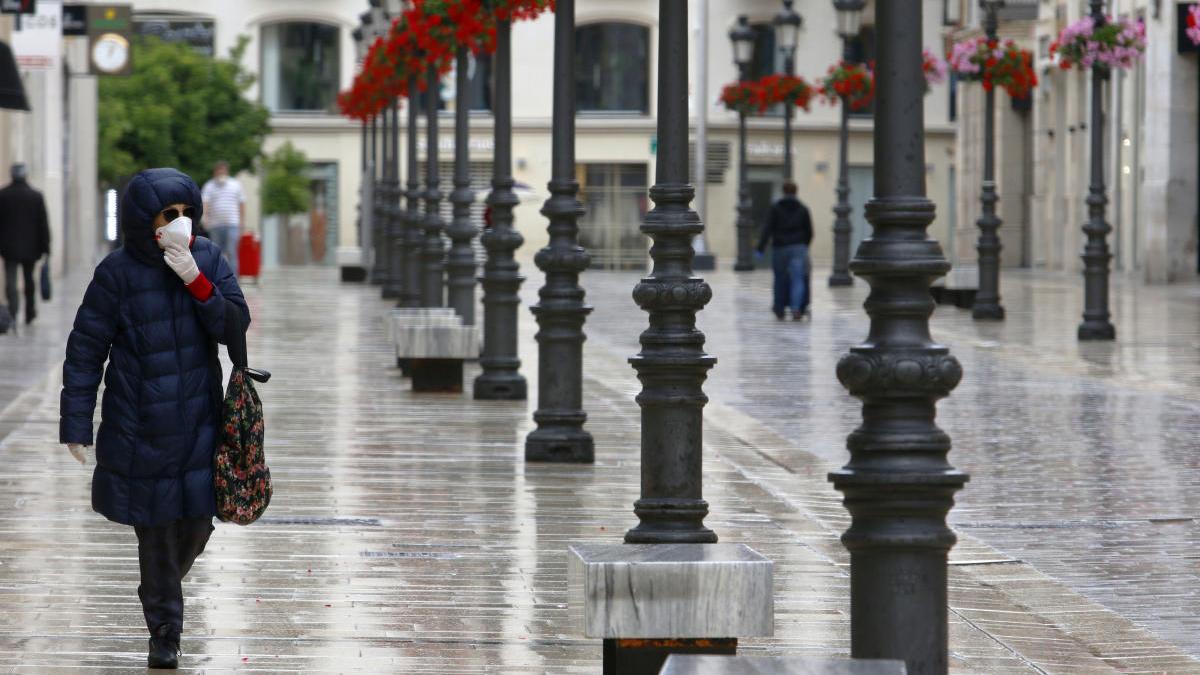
left=185, top=273, right=214, bottom=301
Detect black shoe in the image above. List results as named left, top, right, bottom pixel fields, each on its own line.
left=147, top=625, right=180, bottom=669
left=792, top=309, right=809, bottom=321
left=24, top=310, right=35, bottom=325
left=773, top=310, right=786, bottom=320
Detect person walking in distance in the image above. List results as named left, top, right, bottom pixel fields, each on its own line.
left=60, top=168, right=250, bottom=669
left=201, top=160, right=244, bottom=277
left=0, top=163, right=50, bottom=324
left=757, top=181, right=813, bottom=320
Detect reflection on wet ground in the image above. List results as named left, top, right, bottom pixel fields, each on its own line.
left=0, top=265, right=1195, bottom=672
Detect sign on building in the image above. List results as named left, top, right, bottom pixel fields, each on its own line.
left=0, top=0, right=36, bottom=15
left=133, top=14, right=215, bottom=57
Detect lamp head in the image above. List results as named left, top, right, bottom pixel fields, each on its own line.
left=774, top=0, right=802, bottom=54
left=833, top=0, right=866, bottom=39
left=729, top=15, right=756, bottom=68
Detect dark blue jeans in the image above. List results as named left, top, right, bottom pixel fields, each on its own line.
left=771, top=244, right=809, bottom=315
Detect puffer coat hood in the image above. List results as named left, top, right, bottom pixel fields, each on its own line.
left=61, top=168, right=247, bottom=527
left=120, top=168, right=205, bottom=266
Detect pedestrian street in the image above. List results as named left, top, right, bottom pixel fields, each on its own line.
left=0, top=265, right=1198, bottom=673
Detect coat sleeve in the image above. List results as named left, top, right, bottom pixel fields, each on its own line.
left=190, top=248, right=250, bottom=343
left=60, top=264, right=120, bottom=445
left=37, top=193, right=50, bottom=258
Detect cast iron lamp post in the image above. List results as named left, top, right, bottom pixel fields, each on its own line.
left=773, top=0, right=801, bottom=181
left=828, top=0, right=968, bottom=671
left=972, top=0, right=1006, bottom=319
left=730, top=16, right=756, bottom=272
left=367, top=5, right=390, bottom=287
left=827, top=0, right=864, bottom=288
left=422, top=62, right=446, bottom=307
left=383, top=0, right=405, bottom=301
left=1078, top=0, right=1116, bottom=340
left=352, top=26, right=369, bottom=281
left=526, top=0, right=593, bottom=463
left=475, top=11, right=528, bottom=400
left=402, top=75, right=423, bottom=308
left=446, top=47, right=478, bottom=322
left=625, top=0, right=716, bottom=545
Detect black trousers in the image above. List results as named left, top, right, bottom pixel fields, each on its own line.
left=2, top=257, right=35, bottom=321
left=134, top=517, right=214, bottom=639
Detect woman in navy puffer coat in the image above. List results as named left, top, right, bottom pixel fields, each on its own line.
left=60, top=168, right=249, bottom=669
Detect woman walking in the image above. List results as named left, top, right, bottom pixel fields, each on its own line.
left=59, top=168, right=250, bottom=669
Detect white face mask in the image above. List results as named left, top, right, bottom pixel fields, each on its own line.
left=156, top=216, right=192, bottom=251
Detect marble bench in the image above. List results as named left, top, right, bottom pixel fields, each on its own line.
left=568, top=543, right=774, bottom=675
left=659, top=655, right=907, bottom=675
left=929, top=263, right=977, bottom=309
left=393, top=322, right=480, bottom=393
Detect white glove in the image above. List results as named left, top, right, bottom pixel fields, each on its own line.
left=164, top=243, right=200, bottom=284
left=66, top=444, right=88, bottom=465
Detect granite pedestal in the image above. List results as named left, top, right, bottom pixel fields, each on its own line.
left=659, top=655, right=906, bottom=675
left=568, top=543, right=773, bottom=675
left=929, top=264, right=978, bottom=309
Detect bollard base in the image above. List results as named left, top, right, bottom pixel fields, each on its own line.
left=828, top=272, right=853, bottom=287
left=603, top=638, right=736, bottom=675
left=396, top=358, right=412, bottom=377
left=525, top=429, right=594, bottom=463
left=411, top=359, right=463, bottom=393
left=473, top=373, right=528, bottom=401
left=1078, top=320, right=1116, bottom=341
left=972, top=302, right=1005, bottom=320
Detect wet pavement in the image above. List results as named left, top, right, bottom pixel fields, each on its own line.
left=0, top=262, right=1197, bottom=673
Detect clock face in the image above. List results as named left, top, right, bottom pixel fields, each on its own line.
left=92, top=33, right=130, bottom=74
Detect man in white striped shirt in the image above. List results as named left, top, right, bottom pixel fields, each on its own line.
left=201, top=160, right=244, bottom=277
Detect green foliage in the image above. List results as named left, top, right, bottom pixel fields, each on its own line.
left=98, top=35, right=271, bottom=186
left=261, top=142, right=311, bottom=216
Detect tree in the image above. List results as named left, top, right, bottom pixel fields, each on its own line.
left=98, top=36, right=270, bottom=187
left=261, top=142, right=311, bottom=217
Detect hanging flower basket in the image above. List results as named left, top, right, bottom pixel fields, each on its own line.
left=1188, top=4, right=1200, bottom=46
left=1051, top=15, right=1145, bottom=71
left=923, top=48, right=948, bottom=91
left=719, top=80, right=761, bottom=115
left=821, top=61, right=874, bottom=111
left=947, top=37, right=1038, bottom=100
left=756, top=74, right=815, bottom=111
left=486, top=0, right=555, bottom=21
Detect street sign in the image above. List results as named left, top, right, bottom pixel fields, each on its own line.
left=0, top=0, right=35, bottom=15
left=62, top=4, right=86, bottom=35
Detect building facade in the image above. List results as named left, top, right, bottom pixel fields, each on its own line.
left=951, top=0, right=1197, bottom=284
left=47, top=0, right=959, bottom=277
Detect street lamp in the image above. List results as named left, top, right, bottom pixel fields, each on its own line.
left=828, top=0, right=864, bottom=288
left=352, top=26, right=370, bottom=280
left=1078, top=0, right=1116, bottom=340
left=773, top=0, right=801, bottom=181
left=729, top=15, right=756, bottom=272
left=829, top=0, right=968, bottom=671
left=972, top=0, right=1006, bottom=319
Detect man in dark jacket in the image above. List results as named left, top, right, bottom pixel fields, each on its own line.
left=60, top=168, right=250, bottom=669
left=757, top=181, right=813, bottom=320
left=0, top=163, right=50, bottom=324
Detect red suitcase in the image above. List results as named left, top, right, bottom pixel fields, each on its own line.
left=238, top=232, right=262, bottom=280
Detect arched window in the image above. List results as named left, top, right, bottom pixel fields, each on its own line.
left=261, top=22, right=340, bottom=113
left=575, top=22, right=650, bottom=114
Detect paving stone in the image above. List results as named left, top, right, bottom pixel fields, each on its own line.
left=0, top=266, right=1195, bottom=672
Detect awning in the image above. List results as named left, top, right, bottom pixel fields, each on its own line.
left=0, top=42, right=29, bottom=111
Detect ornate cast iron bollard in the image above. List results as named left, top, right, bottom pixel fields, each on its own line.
left=828, top=0, right=969, bottom=673
left=422, top=62, right=446, bottom=308
left=402, top=78, right=423, bottom=309
left=385, top=99, right=405, bottom=300
left=1078, top=0, right=1116, bottom=340
left=447, top=47, right=478, bottom=323
left=475, top=17, right=528, bottom=400
left=624, top=0, right=716, bottom=546
left=972, top=0, right=1006, bottom=320
left=526, top=0, right=594, bottom=463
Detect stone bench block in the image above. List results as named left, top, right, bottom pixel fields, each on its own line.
left=568, top=543, right=774, bottom=639
left=393, top=325, right=479, bottom=360
left=660, top=655, right=907, bottom=675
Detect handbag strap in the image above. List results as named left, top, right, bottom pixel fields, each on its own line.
left=223, top=300, right=270, bottom=383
